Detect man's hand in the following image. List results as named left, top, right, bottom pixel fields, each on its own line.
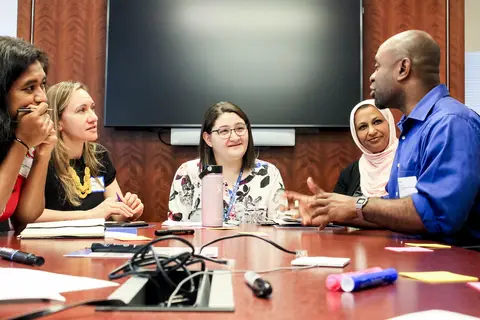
left=284, top=177, right=358, bottom=229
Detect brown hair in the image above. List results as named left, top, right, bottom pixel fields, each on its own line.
left=199, top=101, right=255, bottom=171
left=47, top=81, right=104, bottom=206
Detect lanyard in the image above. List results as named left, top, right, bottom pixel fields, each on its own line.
left=224, top=169, right=243, bottom=221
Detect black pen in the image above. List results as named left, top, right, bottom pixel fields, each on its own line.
left=0, top=247, right=45, bottom=266
left=244, top=271, right=272, bottom=298
left=155, top=229, right=195, bottom=236
left=17, top=107, right=53, bottom=113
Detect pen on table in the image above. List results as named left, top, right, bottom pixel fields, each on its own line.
left=244, top=271, right=272, bottom=298
left=155, top=229, right=195, bottom=236
left=0, top=247, right=45, bottom=266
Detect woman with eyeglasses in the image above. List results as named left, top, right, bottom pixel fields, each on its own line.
left=168, top=101, right=285, bottom=224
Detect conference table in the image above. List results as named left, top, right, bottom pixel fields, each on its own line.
left=1, top=223, right=479, bottom=319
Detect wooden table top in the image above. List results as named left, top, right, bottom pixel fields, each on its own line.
left=1, top=224, right=479, bottom=319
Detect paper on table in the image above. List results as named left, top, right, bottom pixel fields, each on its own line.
left=65, top=247, right=219, bottom=258
left=113, top=235, right=152, bottom=241
left=399, top=271, right=478, bottom=283
left=404, top=243, right=451, bottom=249
left=105, top=227, right=138, bottom=235
left=65, top=249, right=133, bottom=259
left=467, top=282, right=480, bottom=292
left=162, top=220, right=202, bottom=227
left=273, top=218, right=301, bottom=226
left=105, top=231, right=137, bottom=239
left=291, top=256, right=350, bottom=268
left=385, top=247, right=433, bottom=252
left=388, top=309, right=480, bottom=320
left=0, top=268, right=118, bottom=302
left=161, top=220, right=236, bottom=228
left=273, top=225, right=319, bottom=230
left=206, top=227, right=239, bottom=230
left=0, top=285, right=66, bottom=303
left=105, top=230, right=149, bottom=241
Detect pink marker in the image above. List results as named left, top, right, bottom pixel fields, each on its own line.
left=326, top=267, right=383, bottom=291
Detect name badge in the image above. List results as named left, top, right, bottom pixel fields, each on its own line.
left=398, top=176, right=418, bottom=198
left=19, top=148, right=35, bottom=178
left=90, top=176, right=105, bottom=193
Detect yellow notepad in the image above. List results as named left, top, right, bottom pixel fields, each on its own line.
left=399, top=271, right=478, bottom=283
left=404, top=243, right=451, bottom=249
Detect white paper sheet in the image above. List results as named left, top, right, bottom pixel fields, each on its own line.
left=64, top=246, right=219, bottom=258
left=0, top=267, right=118, bottom=302
left=389, top=309, right=480, bottom=320
left=161, top=220, right=240, bottom=228
left=161, top=220, right=203, bottom=227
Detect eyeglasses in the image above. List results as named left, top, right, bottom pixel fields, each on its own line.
left=211, top=124, right=248, bottom=139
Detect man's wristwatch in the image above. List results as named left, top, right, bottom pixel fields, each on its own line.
left=355, top=196, right=369, bottom=220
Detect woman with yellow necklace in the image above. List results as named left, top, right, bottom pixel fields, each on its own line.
left=36, top=81, right=143, bottom=222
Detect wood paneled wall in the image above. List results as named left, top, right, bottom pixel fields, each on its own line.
left=17, top=0, right=464, bottom=222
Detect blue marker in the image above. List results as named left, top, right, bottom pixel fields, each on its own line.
left=340, top=268, right=398, bottom=292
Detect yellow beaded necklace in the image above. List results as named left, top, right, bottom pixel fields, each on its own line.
left=68, top=166, right=92, bottom=198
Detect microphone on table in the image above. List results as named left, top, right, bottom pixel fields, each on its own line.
left=0, top=247, right=45, bottom=266
left=244, top=271, right=272, bottom=298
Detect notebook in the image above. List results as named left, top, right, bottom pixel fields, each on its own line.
left=19, top=218, right=105, bottom=239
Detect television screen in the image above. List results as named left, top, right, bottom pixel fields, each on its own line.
left=105, top=0, right=362, bottom=128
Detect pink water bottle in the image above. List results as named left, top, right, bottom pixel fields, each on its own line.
left=199, top=165, right=224, bottom=227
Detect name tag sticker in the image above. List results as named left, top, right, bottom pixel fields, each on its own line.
left=398, top=176, right=418, bottom=198
left=90, top=176, right=105, bottom=193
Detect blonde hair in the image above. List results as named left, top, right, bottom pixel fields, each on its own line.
left=47, top=81, right=104, bottom=206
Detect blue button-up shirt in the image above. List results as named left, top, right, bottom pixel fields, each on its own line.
left=386, top=85, right=480, bottom=245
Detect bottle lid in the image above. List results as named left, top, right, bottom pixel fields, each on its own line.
left=199, top=165, right=223, bottom=179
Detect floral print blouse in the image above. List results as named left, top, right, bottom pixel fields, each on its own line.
left=168, top=159, right=285, bottom=223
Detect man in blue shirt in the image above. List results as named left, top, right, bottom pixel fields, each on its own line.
left=286, top=30, right=480, bottom=246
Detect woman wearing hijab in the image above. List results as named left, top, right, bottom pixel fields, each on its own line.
left=334, top=99, right=398, bottom=198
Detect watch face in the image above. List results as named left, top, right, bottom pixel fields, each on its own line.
left=357, top=198, right=366, bottom=205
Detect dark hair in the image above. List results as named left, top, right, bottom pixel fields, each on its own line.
left=199, top=101, right=256, bottom=171
left=0, top=36, right=49, bottom=161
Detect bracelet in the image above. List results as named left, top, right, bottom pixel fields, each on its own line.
left=14, top=136, right=30, bottom=151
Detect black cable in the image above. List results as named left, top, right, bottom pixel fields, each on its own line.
left=109, top=236, right=195, bottom=280
left=8, top=299, right=125, bottom=320
left=193, top=254, right=229, bottom=265
left=199, top=234, right=297, bottom=255
left=9, top=234, right=299, bottom=320
left=108, top=236, right=201, bottom=295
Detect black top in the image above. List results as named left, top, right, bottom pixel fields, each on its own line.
left=333, top=160, right=362, bottom=197
left=45, top=148, right=116, bottom=211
